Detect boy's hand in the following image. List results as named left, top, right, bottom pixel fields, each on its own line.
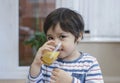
left=50, top=68, right=72, bottom=83
left=30, top=40, right=55, bottom=77
left=33, top=40, right=55, bottom=65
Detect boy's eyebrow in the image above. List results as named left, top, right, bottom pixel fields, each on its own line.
left=46, top=32, right=68, bottom=37
left=59, top=32, right=68, bottom=34
left=59, top=32, right=69, bottom=35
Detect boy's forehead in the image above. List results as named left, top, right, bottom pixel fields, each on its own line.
left=47, top=27, right=66, bottom=34
left=47, top=24, right=65, bottom=33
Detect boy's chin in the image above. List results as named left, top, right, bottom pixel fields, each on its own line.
left=58, top=55, right=66, bottom=60
left=58, top=55, right=64, bottom=59
left=58, top=56, right=62, bottom=58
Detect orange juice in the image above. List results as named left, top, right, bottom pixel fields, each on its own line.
left=41, top=42, right=61, bottom=66
left=41, top=51, right=60, bottom=65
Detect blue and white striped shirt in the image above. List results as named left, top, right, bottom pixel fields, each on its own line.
left=28, top=52, right=104, bottom=83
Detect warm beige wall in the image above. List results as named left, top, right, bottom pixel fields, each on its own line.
left=78, top=42, right=120, bottom=83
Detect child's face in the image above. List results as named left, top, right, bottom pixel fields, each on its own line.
left=46, top=23, right=80, bottom=61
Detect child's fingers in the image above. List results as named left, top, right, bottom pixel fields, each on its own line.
left=46, top=40, right=55, bottom=45
left=51, top=70, right=58, bottom=76
left=43, top=45, right=55, bottom=52
left=51, top=68, right=60, bottom=76
left=50, top=75, right=56, bottom=81
left=41, top=40, right=56, bottom=52
left=50, top=79, right=56, bottom=83
left=53, top=68, right=61, bottom=72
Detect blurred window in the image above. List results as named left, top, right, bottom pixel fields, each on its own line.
left=19, top=0, right=55, bottom=66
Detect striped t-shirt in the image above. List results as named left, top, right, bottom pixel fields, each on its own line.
left=28, top=52, right=104, bottom=83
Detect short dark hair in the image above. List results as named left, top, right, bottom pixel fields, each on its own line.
left=43, top=8, right=84, bottom=41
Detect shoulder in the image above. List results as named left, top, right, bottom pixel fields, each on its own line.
left=79, top=52, right=99, bottom=68
left=79, top=52, right=101, bottom=71
left=80, top=52, right=97, bottom=62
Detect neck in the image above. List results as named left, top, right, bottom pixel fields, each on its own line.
left=62, top=49, right=80, bottom=61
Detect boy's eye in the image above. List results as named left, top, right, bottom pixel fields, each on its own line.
left=47, top=37, right=54, bottom=40
left=59, top=35, right=66, bottom=39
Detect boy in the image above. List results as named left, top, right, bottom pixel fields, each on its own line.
left=28, top=8, right=104, bottom=83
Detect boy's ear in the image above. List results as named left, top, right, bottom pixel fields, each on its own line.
left=77, top=32, right=83, bottom=43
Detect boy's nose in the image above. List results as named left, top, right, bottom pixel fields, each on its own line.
left=54, top=39, right=61, bottom=46
left=54, top=42, right=62, bottom=51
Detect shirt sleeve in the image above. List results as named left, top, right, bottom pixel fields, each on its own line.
left=27, top=66, right=44, bottom=83
left=85, top=58, right=104, bottom=83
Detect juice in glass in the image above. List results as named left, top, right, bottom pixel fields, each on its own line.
left=41, top=42, right=61, bottom=66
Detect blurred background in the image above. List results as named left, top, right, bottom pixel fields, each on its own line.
left=0, top=0, right=120, bottom=83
